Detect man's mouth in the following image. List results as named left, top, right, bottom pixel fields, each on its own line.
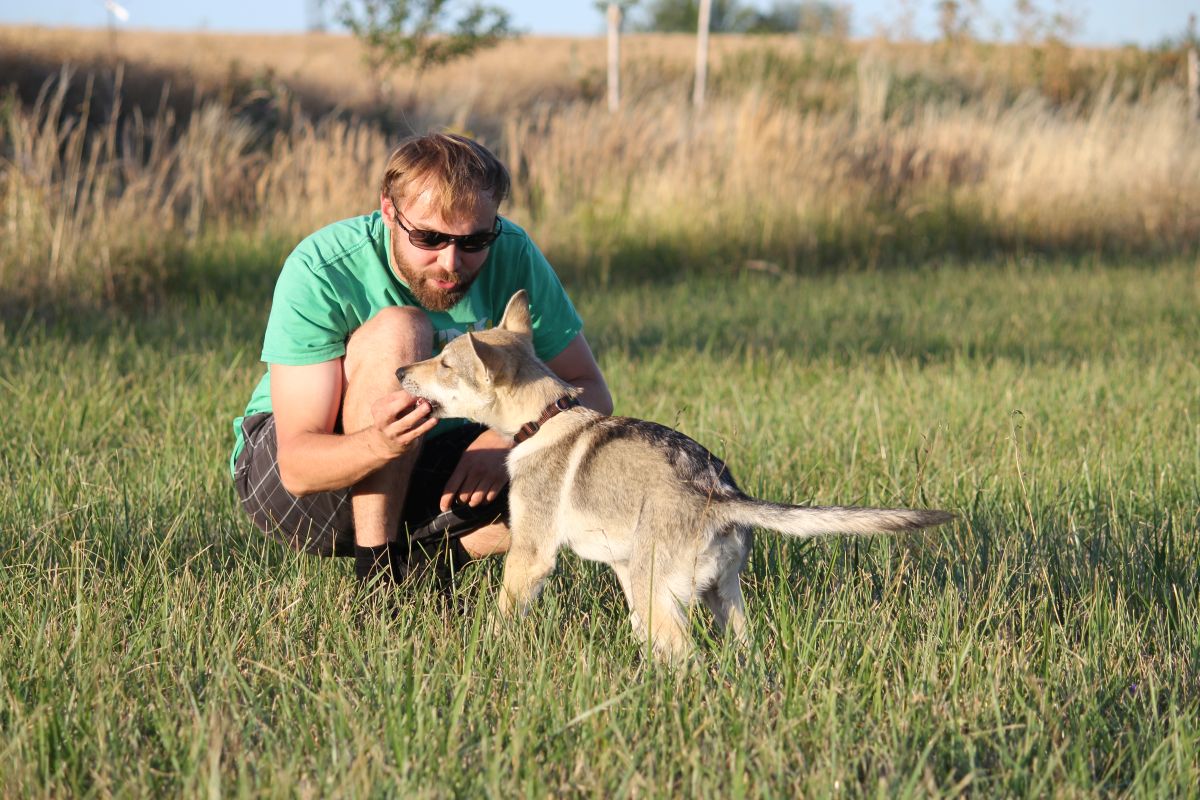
left=430, top=277, right=459, bottom=290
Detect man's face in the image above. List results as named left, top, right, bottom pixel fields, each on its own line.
left=384, top=188, right=498, bottom=312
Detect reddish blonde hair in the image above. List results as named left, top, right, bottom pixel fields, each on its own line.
left=380, top=133, right=510, bottom=222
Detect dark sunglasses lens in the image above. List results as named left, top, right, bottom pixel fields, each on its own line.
left=456, top=233, right=498, bottom=253
left=408, top=230, right=450, bottom=250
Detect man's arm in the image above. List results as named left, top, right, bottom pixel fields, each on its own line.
left=272, top=359, right=437, bottom=496
left=545, top=332, right=613, bottom=415
left=438, top=333, right=612, bottom=511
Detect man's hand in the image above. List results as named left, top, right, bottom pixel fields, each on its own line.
left=367, top=391, right=439, bottom=459
left=441, top=428, right=513, bottom=511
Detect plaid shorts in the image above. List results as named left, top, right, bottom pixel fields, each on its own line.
left=233, top=413, right=506, bottom=557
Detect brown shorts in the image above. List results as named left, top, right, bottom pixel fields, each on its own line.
left=233, top=413, right=507, bottom=557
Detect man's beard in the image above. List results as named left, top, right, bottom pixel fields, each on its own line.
left=390, top=243, right=477, bottom=312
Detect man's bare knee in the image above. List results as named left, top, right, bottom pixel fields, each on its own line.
left=345, top=306, right=432, bottom=379
left=460, top=522, right=511, bottom=559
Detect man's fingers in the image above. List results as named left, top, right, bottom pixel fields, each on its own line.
left=474, top=475, right=505, bottom=505
left=458, top=476, right=506, bottom=507
left=385, top=412, right=437, bottom=444
left=454, top=480, right=484, bottom=508
left=445, top=476, right=499, bottom=509
left=375, top=390, right=423, bottom=422
left=400, top=399, right=434, bottom=425
left=379, top=390, right=415, bottom=413
left=384, top=400, right=432, bottom=433
left=441, top=468, right=467, bottom=512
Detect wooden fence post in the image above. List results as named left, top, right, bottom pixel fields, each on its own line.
left=693, top=0, right=713, bottom=109
left=1188, top=47, right=1199, bottom=122
left=607, top=3, right=621, bottom=113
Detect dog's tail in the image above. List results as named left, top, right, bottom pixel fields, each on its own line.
left=722, top=499, right=953, bottom=538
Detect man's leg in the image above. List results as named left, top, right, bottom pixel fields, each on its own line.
left=461, top=524, right=510, bottom=557
left=397, top=422, right=513, bottom=564
left=342, top=306, right=432, bottom=550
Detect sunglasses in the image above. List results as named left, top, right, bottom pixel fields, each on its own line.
left=392, top=207, right=501, bottom=253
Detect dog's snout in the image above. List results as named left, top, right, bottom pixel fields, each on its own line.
left=394, top=366, right=407, bottom=383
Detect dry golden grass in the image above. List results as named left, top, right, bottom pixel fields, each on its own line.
left=1, top=25, right=1196, bottom=302
left=1, top=26, right=750, bottom=115
left=4, top=25, right=1177, bottom=116
left=510, top=83, right=1199, bottom=274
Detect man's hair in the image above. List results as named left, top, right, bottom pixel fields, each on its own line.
left=380, top=133, right=511, bottom=222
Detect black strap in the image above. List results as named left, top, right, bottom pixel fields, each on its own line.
left=405, top=489, right=510, bottom=544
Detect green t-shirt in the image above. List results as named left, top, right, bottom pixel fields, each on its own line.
left=229, top=211, right=583, bottom=477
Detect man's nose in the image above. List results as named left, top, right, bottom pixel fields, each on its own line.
left=436, top=243, right=461, bottom=270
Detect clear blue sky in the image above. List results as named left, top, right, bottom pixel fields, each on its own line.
left=0, top=0, right=1194, bottom=46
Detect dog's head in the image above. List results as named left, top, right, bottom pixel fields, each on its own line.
left=396, top=290, right=541, bottom=429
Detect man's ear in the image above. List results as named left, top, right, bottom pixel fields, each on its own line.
left=465, top=333, right=509, bottom=384
left=381, top=192, right=403, bottom=226
left=498, top=290, right=533, bottom=337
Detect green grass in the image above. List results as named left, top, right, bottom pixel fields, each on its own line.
left=1, top=255, right=1198, bottom=796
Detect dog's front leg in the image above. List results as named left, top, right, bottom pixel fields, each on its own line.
left=496, top=536, right=558, bottom=619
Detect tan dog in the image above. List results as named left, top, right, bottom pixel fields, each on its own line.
left=397, top=291, right=953, bottom=661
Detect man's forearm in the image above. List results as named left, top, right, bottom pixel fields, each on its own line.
left=277, top=428, right=401, bottom=496
left=573, top=377, right=614, bottom=416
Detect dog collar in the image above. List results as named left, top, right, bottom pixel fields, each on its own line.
left=514, top=395, right=581, bottom=444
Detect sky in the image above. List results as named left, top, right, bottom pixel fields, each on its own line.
left=0, top=0, right=1194, bottom=47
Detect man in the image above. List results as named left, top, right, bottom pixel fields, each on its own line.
left=230, top=133, right=612, bottom=586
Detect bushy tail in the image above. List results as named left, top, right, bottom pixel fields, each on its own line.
left=723, top=499, right=953, bottom=538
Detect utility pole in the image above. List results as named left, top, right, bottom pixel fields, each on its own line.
left=103, top=0, right=129, bottom=61
left=1188, top=14, right=1199, bottom=122
left=306, top=0, right=326, bottom=32
left=607, top=3, right=621, bottom=112
left=693, top=0, right=712, bottom=109
left=1189, top=47, right=1199, bottom=122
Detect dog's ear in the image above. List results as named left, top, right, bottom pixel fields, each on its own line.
left=498, top=290, right=532, bottom=337
left=465, top=332, right=510, bottom=385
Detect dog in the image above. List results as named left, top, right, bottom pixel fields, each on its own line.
left=397, top=291, right=953, bottom=661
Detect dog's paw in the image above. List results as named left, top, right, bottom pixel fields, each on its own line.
left=489, top=595, right=513, bottom=637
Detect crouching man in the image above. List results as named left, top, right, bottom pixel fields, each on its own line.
left=229, top=133, right=612, bottom=586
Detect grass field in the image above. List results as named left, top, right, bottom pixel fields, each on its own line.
left=2, top=252, right=1197, bottom=796
left=2, top=22, right=1199, bottom=798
